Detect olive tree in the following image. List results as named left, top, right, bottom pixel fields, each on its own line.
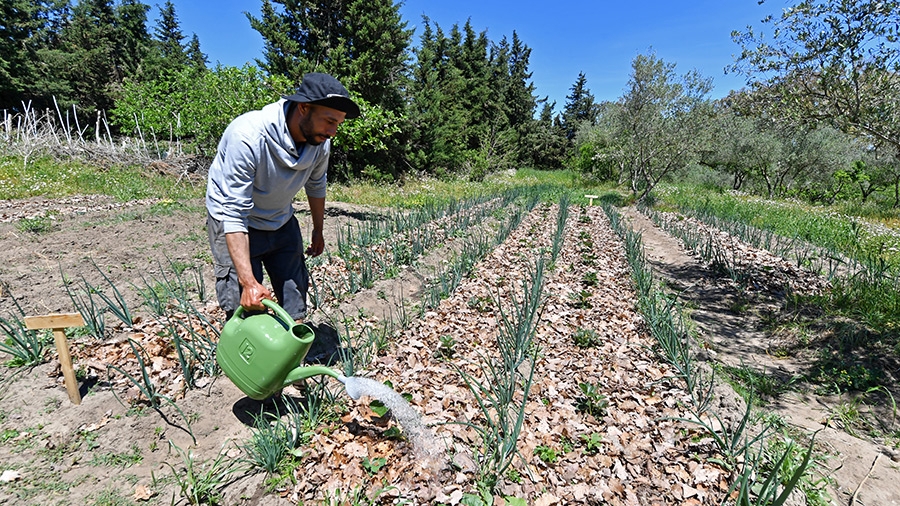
left=731, top=0, right=900, bottom=152
left=615, top=51, right=713, bottom=202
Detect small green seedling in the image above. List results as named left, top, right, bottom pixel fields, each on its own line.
left=577, top=382, right=608, bottom=418
left=362, top=456, right=386, bottom=475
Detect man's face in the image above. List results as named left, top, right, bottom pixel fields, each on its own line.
left=297, top=104, right=346, bottom=146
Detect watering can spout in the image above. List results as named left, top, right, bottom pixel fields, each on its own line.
left=282, top=365, right=342, bottom=386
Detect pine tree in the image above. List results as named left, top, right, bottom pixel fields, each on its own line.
left=0, top=0, right=45, bottom=109
left=153, top=0, right=187, bottom=73
left=562, top=71, right=599, bottom=140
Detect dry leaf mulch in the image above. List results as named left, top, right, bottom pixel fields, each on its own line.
left=647, top=210, right=831, bottom=297
left=0, top=194, right=160, bottom=222
left=291, top=204, right=731, bottom=505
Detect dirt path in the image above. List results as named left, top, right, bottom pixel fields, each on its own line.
left=622, top=207, right=900, bottom=506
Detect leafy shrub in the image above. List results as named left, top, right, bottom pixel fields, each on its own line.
left=113, top=65, right=293, bottom=157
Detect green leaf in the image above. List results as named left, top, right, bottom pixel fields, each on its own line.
left=369, top=400, right=389, bottom=417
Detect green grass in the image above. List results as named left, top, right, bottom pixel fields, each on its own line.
left=0, top=156, right=203, bottom=201
left=655, top=182, right=900, bottom=364
left=0, top=155, right=623, bottom=214
left=719, top=364, right=796, bottom=404
left=656, top=184, right=900, bottom=269
left=328, top=168, right=619, bottom=208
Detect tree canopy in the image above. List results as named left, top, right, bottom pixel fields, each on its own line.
left=731, top=0, right=900, bottom=151
left=4, top=0, right=900, bottom=208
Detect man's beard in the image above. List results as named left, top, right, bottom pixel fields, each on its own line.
left=298, top=115, right=326, bottom=146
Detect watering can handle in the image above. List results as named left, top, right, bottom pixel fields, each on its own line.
left=232, top=299, right=297, bottom=330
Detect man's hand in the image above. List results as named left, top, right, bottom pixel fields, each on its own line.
left=240, top=279, right=273, bottom=311
left=305, top=228, right=325, bottom=257
left=225, top=231, right=272, bottom=311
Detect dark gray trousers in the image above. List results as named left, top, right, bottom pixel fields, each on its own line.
left=206, top=214, right=310, bottom=320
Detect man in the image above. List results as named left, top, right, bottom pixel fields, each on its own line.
left=206, top=72, right=359, bottom=322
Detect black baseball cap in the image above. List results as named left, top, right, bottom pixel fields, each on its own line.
left=283, top=73, right=360, bottom=119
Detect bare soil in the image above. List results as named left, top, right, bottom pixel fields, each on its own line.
left=0, top=194, right=896, bottom=505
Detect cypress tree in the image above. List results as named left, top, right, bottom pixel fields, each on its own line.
left=407, top=17, right=467, bottom=174
left=185, top=34, right=207, bottom=71
left=116, top=0, right=151, bottom=79
left=57, top=0, right=121, bottom=111
left=340, top=0, right=412, bottom=113
left=1, top=1, right=38, bottom=108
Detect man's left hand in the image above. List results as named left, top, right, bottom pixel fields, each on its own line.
left=305, top=229, right=324, bottom=257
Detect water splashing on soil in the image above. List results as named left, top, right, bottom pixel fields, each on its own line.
left=339, top=375, right=444, bottom=460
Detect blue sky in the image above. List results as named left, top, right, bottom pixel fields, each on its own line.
left=171, top=1, right=778, bottom=111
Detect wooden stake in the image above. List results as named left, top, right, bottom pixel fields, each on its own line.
left=24, top=313, right=85, bottom=405
left=585, top=194, right=599, bottom=206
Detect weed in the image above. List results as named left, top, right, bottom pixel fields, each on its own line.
left=362, top=456, right=387, bottom=474
left=466, top=295, right=493, bottom=313
left=16, top=211, right=59, bottom=234
left=811, top=362, right=882, bottom=395
left=41, top=397, right=61, bottom=414
left=321, top=485, right=403, bottom=506
left=437, top=334, right=456, bottom=358
left=581, top=271, right=599, bottom=287
left=90, top=444, right=143, bottom=467
left=88, top=486, right=137, bottom=506
left=1, top=428, right=18, bottom=443
left=568, top=289, right=593, bottom=309
left=534, top=445, right=558, bottom=464
left=581, top=432, right=603, bottom=455
left=571, top=328, right=601, bottom=348
left=721, top=364, right=796, bottom=403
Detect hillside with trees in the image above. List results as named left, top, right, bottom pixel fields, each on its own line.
left=1, top=0, right=899, bottom=206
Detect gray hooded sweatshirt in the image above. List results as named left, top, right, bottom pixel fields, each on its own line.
left=206, top=99, right=328, bottom=234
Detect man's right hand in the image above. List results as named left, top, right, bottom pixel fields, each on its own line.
left=225, top=231, right=273, bottom=311
left=239, top=279, right=273, bottom=311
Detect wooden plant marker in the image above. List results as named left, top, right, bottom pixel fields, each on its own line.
left=585, top=194, right=599, bottom=206
left=24, top=313, right=85, bottom=405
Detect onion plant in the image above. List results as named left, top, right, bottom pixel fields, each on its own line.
left=166, top=441, right=243, bottom=506
left=107, top=338, right=196, bottom=443
left=452, top=257, right=545, bottom=495
left=551, top=194, right=570, bottom=263
left=0, top=295, right=48, bottom=366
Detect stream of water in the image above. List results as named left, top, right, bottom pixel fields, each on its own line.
left=339, top=375, right=443, bottom=459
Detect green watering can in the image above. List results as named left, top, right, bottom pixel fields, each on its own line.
left=216, top=299, right=340, bottom=400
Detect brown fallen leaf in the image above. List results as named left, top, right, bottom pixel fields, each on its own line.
left=133, top=484, right=154, bottom=501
